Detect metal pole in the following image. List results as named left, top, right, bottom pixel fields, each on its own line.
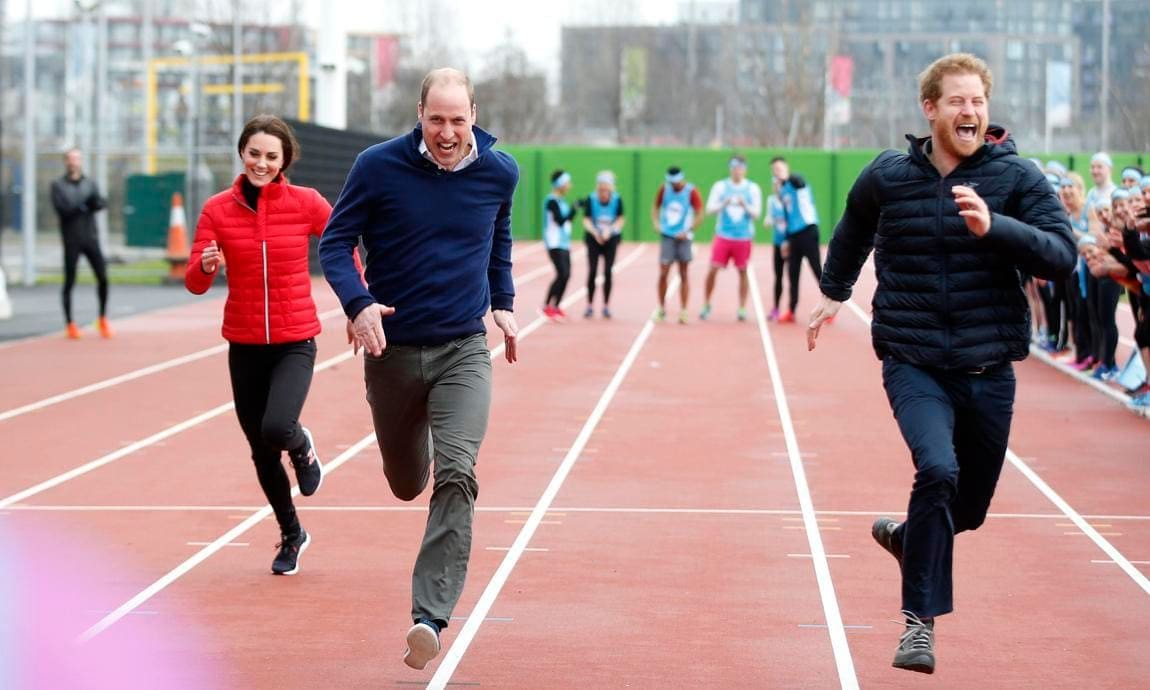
left=94, top=2, right=109, bottom=254
left=184, top=50, right=196, bottom=224
left=140, top=0, right=153, bottom=173
left=232, top=0, right=243, bottom=176
left=1100, top=0, right=1109, bottom=151
left=685, top=2, right=696, bottom=147
left=21, top=0, right=36, bottom=286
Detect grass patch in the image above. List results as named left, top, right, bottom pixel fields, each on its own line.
left=36, top=259, right=183, bottom=286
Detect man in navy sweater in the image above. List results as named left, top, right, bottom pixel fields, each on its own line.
left=319, top=67, right=519, bottom=671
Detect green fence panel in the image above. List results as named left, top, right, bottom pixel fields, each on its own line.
left=123, top=172, right=185, bottom=248
left=1068, top=152, right=1142, bottom=192
left=830, top=149, right=884, bottom=228
left=497, top=145, right=538, bottom=241
left=493, top=146, right=1144, bottom=246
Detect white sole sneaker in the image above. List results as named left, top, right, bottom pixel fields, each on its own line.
left=273, top=530, right=310, bottom=576
left=403, top=622, right=441, bottom=670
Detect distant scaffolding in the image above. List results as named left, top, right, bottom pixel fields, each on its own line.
left=146, top=51, right=310, bottom=173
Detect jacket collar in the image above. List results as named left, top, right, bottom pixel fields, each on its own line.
left=230, top=173, right=286, bottom=203
left=906, top=124, right=1014, bottom=171
left=409, top=124, right=498, bottom=165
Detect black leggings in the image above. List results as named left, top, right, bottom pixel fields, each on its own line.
left=1040, top=278, right=1067, bottom=349
left=545, top=248, right=571, bottom=307
left=228, top=339, right=316, bottom=537
left=772, top=244, right=786, bottom=309
left=586, top=235, right=620, bottom=305
left=62, top=236, right=109, bottom=323
left=1067, top=274, right=1093, bottom=362
left=787, top=225, right=823, bottom=313
left=1087, top=275, right=1122, bottom=369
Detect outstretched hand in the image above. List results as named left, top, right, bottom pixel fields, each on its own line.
left=493, top=309, right=519, bottom=364
left=350, top=303, right=397, bottom=356
left=806, top=295, right=842, bottom=351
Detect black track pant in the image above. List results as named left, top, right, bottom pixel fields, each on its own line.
left=545, top=248, right=571, bottom=307
left=786, top=225, right=823, bottom=313
left=228, top=339, right=316, bottom=538
left=62, top=235, right=109, bottom=323
left=586, top=235, right=620, bottom=305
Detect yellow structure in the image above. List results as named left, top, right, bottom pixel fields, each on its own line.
left=146, top=51, right=309, bottom=173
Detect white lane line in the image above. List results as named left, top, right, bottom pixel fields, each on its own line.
left=75, top=252, right=646, bottom=643
left=187, top=541, right=248, bottom=547
left=0, top=307, right=343, bottom=423
left=515, top=238, right=545, bottom=257
left=1007, top=449, right=1148, bottom=595
left=842, top=297, right=1150, bottom=598
left=9, top=503, right=1150, bottom=522
left=488, top=244, right=646, bottom=362
left=750, top=265, right=858, bottom=690
left=0, top=348, right=354, bottom=511
left=77, top=434, right=379, bottom=643
left=788, top=554, right=851, bottom=559
left=1027, top=345, right=1149, bottom=419
left=1, top=260, right=570, bottom=511
left=428, top=273, right=664, bottom=690
left=1093, top=560, right=1150, bottom=565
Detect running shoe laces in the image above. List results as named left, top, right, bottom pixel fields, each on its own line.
left=895, top=611, right=934, bottom=652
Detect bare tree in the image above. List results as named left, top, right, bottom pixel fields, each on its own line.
left=473, top=32, right=550, bottom=143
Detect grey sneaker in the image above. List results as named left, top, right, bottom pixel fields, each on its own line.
left=871, top=517, right=903, bottom=565
left=892, top=611, right=935, bottom=674
left=403, top=620, right=441, bottom=670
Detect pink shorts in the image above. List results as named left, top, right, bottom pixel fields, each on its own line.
left=710, top=236, right=753, bottom=270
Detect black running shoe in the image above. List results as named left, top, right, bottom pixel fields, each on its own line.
left=289, top=426, right=323, bottom=497
left=271, top=529, right=310, bottom=575
left=892, top=611, right=935, bottom=674
left=871, top=517, right=903, bottom=565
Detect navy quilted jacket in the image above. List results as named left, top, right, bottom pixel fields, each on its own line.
left=821, top=125, right=1076, bottom=370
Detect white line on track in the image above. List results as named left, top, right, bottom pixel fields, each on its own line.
left=77, top=434, right=379, bottom=642
left=841, top=297, right=1150, bottom=598
left=0, top=306, right=341, bottom=423
left=428, top=264, right=661, bottom=690
left=4, top=241, right=550, bottom=423
left=0, top=255, right=579, bottom=511
left=75, top=245, right=648, bottom=644
left=8, top=504, right=1150, bottom=521
left=749, top=265, right=858, bottom=690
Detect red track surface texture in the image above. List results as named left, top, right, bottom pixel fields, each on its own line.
left=1, top=240, right=1146, bottom=689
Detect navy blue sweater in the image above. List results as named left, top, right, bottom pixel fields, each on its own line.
left=319, top=125, right=519, bottom=346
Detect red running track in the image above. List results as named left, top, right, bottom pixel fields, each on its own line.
left=0, top=240, right=1147, bottom=689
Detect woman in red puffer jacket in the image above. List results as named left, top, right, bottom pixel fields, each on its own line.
left=186, top=114, right=333, bottom=577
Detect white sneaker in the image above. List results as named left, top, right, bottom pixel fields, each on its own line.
left=403, top=621, right=441, bottom=670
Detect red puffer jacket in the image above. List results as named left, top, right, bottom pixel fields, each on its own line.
left=186, top=175, right=332, bottom=345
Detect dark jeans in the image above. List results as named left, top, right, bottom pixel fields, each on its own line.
left=228, top=339, right=316, bottom=537
left=545, top=248, right=571, bottom=307
left=586, top=234, right=620, bottom=305
left=882, top=357, right=1016, bottom=618
left=786, top=225, right=823, bottom=313
left=62, top=235, right=109, bottom=323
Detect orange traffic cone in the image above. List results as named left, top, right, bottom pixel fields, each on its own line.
left=165, top=193, right=189, bottom=283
